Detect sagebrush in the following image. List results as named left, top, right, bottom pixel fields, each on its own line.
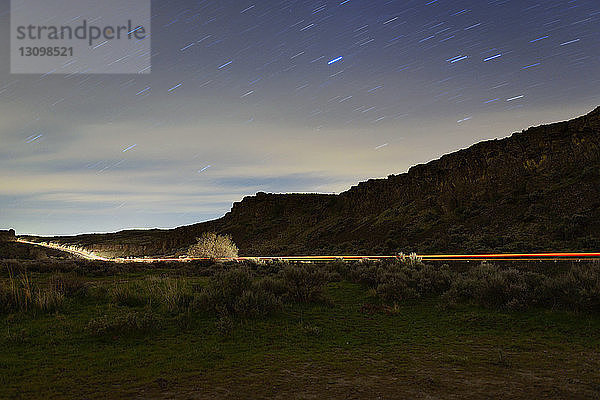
left=187, top=232, right=239, bottom=259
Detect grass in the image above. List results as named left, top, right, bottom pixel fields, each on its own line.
left=0, top=261, right=599, bottom=399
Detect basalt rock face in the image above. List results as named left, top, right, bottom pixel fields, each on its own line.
left=44, top=107, right=600, bottom=256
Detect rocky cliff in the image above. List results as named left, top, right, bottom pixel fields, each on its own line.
left=37, top=107, right=600, bottom=256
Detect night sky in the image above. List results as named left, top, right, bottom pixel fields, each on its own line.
left=1, top=0, right=599, bottom=235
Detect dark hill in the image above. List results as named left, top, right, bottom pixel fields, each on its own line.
left=31, top=107, right=600, bottom=257
left=0, top=241, right=77, bottom=260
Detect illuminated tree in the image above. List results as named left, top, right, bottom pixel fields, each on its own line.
left=187, top=232, right=239, bottom=259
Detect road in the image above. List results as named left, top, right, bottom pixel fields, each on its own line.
left=16, top=238, right=600, bottom=263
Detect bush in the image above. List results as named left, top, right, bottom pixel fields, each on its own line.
left=347, top=261, right=600, bottom=313
left=347, top=261, right=455, bottom=302
left=195, top=264, right=332, bottom=318
left=375, top=269, right=419, bottom=302
left=254, top=276, right=288, bottom=297
left=540, top=264, right=600, bottom=312
left=278, top=265, right=329, bottom=303
left=199, top=268, right=282, bottom=317
left=235, top=289, right=281, bottom=317
left=187, top=232, right=239, bottom=259
left=151, top=276, right=195, bottom=313
left=443, top=264, right=548, bottom=310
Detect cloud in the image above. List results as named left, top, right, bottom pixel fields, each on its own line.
left=1, top=72, right=596, bottom=235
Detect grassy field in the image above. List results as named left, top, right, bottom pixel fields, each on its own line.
left=1, top=259, right=599, bottom=399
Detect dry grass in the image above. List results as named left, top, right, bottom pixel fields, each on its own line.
left=0, top=267, right=64, bottom=314
left=106, top=276, right=195, bottom=312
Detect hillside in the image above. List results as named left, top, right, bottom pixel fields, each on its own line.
left=31, top=106, right=600, bottom=257
left=0, top=241, right=78, bottom=260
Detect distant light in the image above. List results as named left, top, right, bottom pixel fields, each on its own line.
left=328, top=56, right=343, bottom=64
left=218, top=60, right=233, bottom=69
left=122, top=144, right=137, bottom=152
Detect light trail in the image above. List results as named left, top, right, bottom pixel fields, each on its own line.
left=420, top=252, right=600, bottom=260
left=17, top=239, right=110, bottom=261
left=15, top=239, right=600, bottom=263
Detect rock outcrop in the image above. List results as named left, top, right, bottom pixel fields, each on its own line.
left=0, top=229, right=16, bottom=242
left=40, top=107, right=600, bottom=257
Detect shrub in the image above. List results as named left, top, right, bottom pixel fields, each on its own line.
left=200, top=268, right=282, bottom=317
left=151, top=276, right=195, bottom=313
left=397, top=252, right=423, bottom=265
left=187, top=232, right=239, bottom=259
left=413, top=264, right=454, bottom=296
left=375, top=270, right=419, bottom=302
left=279, top=265, right=329, bottom=303
left=254, top=276, right=288, bottom=297
left=347, top=262, right=455, bottom=302
left=234, top=289, right=281, bottom=317
left=443, top=264, right=547, bottom=310
left=540, top=264, right=600, bottom=312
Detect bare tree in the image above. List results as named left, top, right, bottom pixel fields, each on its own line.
left=187, top=232, right=239, bottom=259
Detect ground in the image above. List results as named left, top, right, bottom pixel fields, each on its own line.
left=1, top=263, right=599, bottom=399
